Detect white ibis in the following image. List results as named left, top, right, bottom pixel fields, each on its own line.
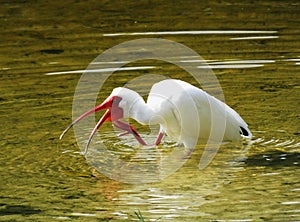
left=60, top=79, right=252, bottom=155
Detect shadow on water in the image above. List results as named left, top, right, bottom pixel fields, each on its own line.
left=244, top=150, right=300, bottom=167
left=0, top=204, right=42, bottom=216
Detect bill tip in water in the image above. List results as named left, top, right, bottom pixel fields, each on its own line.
left=59, top=132, right=64, bottom=140
left=59, top=124, right=73, bottom=140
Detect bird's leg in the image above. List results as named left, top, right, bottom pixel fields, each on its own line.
left=114, top=121, right=165, bottom=147
left=113, top=120, right=147, bottom=146
left=154, top=131, right=164, bottom=145
left=113, top=121, right=135, bottom=137
left=117, top=131, right=130, bottom=137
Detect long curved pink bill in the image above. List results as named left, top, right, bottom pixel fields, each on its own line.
left=59, top=104, right=106, bottom=140
left=83, top=109, right=111, bottom=155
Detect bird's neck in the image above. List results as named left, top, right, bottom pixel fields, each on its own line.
left=129, top=100, right=156, bottom=125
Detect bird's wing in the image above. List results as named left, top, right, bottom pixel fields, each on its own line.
left=170, top=79, right=252, bottom=140
left=147, top=79, right=251, bottom=143
left=185, top=82, right=252, bottom=141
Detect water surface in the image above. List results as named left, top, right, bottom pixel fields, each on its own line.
left=0, top=1, right=299, bottom=221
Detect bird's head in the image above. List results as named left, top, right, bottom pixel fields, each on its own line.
left=59, top=87, right=143, bottom=141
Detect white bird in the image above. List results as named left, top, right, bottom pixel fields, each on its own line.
left=60, top=79, right=252, bottom=155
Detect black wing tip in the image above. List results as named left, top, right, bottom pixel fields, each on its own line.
left=240, top=126, right=250, bottom=137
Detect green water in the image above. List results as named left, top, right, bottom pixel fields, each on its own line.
left=1, top=1, right=299, bottom=221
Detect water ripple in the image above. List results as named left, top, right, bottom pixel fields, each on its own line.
left=231, top=36, right=279, bottom=40
left=252, top=136, right=300, bottom=150
left=45, top=66, right=155, bottom=75
left=103, top=30, right=277, bottom=37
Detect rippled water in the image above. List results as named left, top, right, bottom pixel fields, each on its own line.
left=1, top=1, right=299, bottom=221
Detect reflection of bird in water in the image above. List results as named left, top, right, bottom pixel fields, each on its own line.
left=60, top=79, right=252, bottom=155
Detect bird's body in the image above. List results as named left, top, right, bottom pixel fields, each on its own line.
left=146, top=79, right=251, bottom=147
left=60, top=79, right=252, bottom=154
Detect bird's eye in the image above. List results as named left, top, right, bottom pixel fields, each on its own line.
left=112, top=97, right=120, bottom=105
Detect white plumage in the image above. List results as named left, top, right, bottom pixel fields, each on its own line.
left=60, top=79, right=252, bottom=154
